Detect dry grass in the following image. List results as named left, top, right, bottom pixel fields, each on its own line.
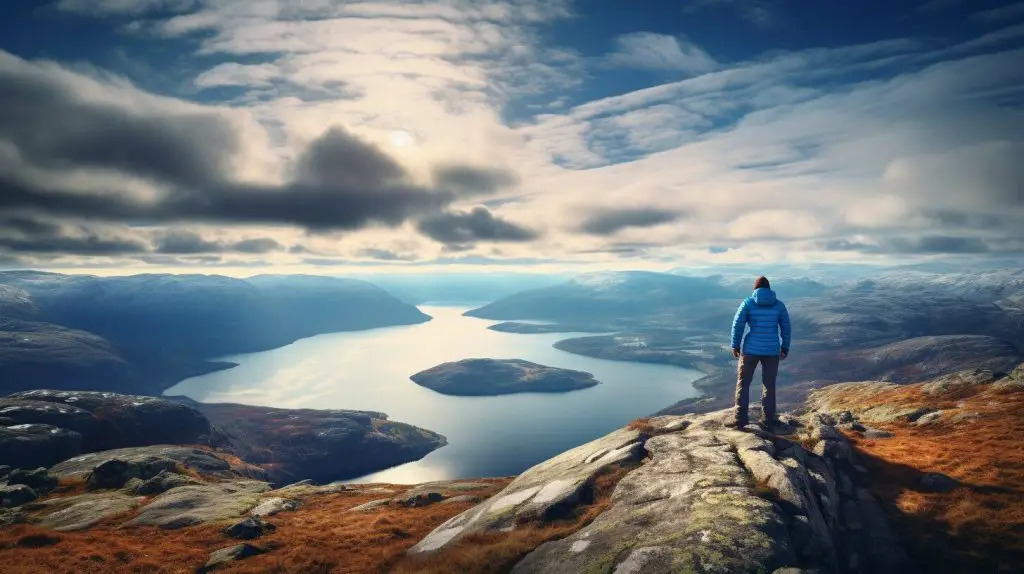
left=0, top=480, right=510, bottom=574
left=626, top=417, right=679, bottom=438
left=838, top=380, right=1024, bottom=573
left=389, top=466, right=633, bottom=574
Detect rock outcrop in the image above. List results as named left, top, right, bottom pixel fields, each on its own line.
left=412, top=408, right=915, bottom=573
left=125, top=481, right=271, bottom=529
left=2, top=389, right=447, bottom=488
left=8, top=390, right=213, bottom=450
left=410, top=427, right=646, bottom=553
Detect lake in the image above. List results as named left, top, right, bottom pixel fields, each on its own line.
left=165, top=306, right=701, bottom=483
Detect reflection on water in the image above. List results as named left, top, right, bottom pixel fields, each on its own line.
left=166, top=306, right=700, bottom=483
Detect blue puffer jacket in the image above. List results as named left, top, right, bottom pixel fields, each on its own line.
left=731, top=288, right=791, bottom=356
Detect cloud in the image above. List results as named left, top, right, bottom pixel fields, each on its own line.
left=416, top=207, right=539, bottom=245
left=432, top=165, right=520, bottom=196
left=2, top=52, right=543, bottom=232
left=356, top=248, right=416, bottom=261
left=683, top=0, right=777, bottom=27
left=0, top=51, right=238, bottom=189
left=822, top=235, right=991, bottom=254
left=0, top=216, right=150, bottom=255
left=969, top=2, right=1024, bottom=24
left=578, top=208, right=682, bottom=236
left=155, top=231, right=283, bottom=254
left=605, top=33, right=717, bottom=73
left=57, top=0, right=198, bottom=16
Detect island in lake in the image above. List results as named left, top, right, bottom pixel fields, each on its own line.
left=410, top=358, right=600, bottom=396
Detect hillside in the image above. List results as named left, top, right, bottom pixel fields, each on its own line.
left=0, top=272, right=430, bottom=395
left=469, top=269, right=1024, bottom=415
left=3, top=366, right=1020, bottom=573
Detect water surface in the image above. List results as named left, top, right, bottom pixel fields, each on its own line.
left=166, top=306, right=700, bottom=483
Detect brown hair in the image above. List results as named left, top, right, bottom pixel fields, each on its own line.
left=753, top=276, right=771, bottom=289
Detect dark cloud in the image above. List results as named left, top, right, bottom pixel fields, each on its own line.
left=578, top=207, right=682, bottom=236
left=232, top=238, right=283, bottom=254
left=416, top=207, right=539, bottom=245
left=356, top=248, right=415, bottom=261
left=155, top=231, right=283, bottom=254
left=907, top=236, right=990, bottom=254
left=295, top=128, right=407, bottom=189
left=821, top=236, right=991, bottom=254
left=1, top=55, right=524, bottom=236
left=0, top=220, right=149, bottom=255
left=432, top=165, right=519, bottom=196
left=156, top=231, right=224, bottom=254
left=0, top=56, right=236, bottom=188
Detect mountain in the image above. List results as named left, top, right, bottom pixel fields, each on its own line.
left=0, top=272, right=430, bottom=395
left=468, top=269, right=1024, bottom=415
left=465, top=271, right=742, bottom=324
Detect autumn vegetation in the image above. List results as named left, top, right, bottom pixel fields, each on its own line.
left=838, top=378, right=1024, bottom=573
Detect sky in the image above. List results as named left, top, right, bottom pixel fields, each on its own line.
left=0, top=0, right=1022, bottom=276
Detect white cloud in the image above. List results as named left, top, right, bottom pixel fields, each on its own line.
left=605, top=32, right=717, bottom=74
left=6, top=0, right=1024, bottom=271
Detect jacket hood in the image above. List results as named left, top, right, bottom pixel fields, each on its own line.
left=752, top=287, right=777, bottom=306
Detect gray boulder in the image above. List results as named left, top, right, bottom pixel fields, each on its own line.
left=0, top=484, right=37, bottom=508
left=346, top=497, right=389, bottom=509
left=86, top=457, right=177, bottom=490
left=34, top=492, right=143, bottom=531
left=409, top=427, right=645, bottom=554
left=250, top=496, right=300, bottom=517
left=202, top=543, right=266, bottom=572
left=6, top=467, right=58, bottom=493
left=224, top=516, right=276, bottom=539
left=396, top=489, right=444, bottom=507
left=50, top=446, right=232, bottom=481
left=135, top=471, right=202, bottom=495
left=0, top=424, right=83, bottom=469
left=125, top=480, right=270, bottom=529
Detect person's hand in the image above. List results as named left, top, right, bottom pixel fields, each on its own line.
left=732, top=348, right=741, bottom=359
left=780, top=350, right=788, bottom=360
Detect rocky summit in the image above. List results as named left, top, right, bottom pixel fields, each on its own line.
left=411, top=408, right=910, bottom=573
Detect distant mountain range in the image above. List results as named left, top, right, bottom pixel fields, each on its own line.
left=465, top=267, right=1024, bottom=413
left=0, top=272, right=430, bottom=395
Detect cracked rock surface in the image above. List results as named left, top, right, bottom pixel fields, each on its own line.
left=411, top=408, right=914, bottom=573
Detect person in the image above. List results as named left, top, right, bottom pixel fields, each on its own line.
left=727, top=276, right=791, bottom=430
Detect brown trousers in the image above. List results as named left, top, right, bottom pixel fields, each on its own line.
left=734, top=355, right=780, bottom=425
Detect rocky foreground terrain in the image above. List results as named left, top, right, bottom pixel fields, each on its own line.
left=410, top=359, right=600, bottom=396
left=2, top=364, right=1020, bottom=573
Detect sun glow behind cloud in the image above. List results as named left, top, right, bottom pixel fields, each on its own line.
left=0, top=0, right=1020, bottom=274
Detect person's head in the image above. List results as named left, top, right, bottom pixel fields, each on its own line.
left=753, top=276, right=771, bottom=290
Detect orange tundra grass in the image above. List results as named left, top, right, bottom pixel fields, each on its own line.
left=0, top=480, right=510, bottom=574
left=838, top=379, right=1024, bottom=574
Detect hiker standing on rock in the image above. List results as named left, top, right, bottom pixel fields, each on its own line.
left=727, top=276, right=791, bottom=430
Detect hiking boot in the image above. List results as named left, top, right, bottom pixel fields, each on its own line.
left=758, top=418, right=784, bottom=432
left=724, top=420, right=749, bottom=430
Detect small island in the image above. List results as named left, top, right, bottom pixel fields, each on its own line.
left=487, top=321, right=611, bottom=334
left=410, top=358, right=600, bottom=396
